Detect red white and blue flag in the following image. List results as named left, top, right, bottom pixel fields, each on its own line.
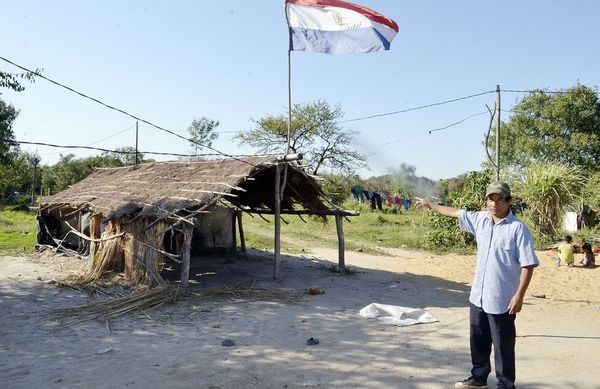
left=285, top=0, right=398, bottom=55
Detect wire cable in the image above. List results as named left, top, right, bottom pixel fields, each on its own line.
left=85, top=124, right=136, bottom=146
left=381, top=111, right=488, bottom=146
left=3, top=139, right=277, bottom=159
left=501, top=89, right=566, bottom=94
left=0, top=56, right=257, bottom=166
left=339, top=90, right=495, bottom=123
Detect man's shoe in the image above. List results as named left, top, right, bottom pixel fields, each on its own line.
left=454, top=377, right=487, bottom=388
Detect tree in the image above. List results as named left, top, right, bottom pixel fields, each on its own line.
left=184, top=117, right=219, bottom=160
left=102, top=146, right=151, bottom=166
left=41, top=153, right=124, bottom=194
left=235, top=100, right=367, bottom=175
left=0, top=98, right=19, bottom=163
left=0, top=150, right=37, bottom=202
left=490, top=85, right=600, bottom=173
left=0, top=69, right=40, bottom=92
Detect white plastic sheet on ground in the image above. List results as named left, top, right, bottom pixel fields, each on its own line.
left=359, top=303, right=438, bottom=326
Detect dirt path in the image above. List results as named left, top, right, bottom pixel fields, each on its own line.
left=1, top=248, right=598, bottom=388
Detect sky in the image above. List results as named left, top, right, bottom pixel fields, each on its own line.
left=1, top=0, right=599, bottom=180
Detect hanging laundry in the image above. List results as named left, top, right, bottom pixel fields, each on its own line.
left=350, top=187, right=364, bottom=203
left=374, top=192, right=383, bottom=210
left=402, top=198, right=411, bottom=211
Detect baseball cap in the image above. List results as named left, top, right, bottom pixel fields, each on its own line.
left=486, top=181, right=511, bottom=200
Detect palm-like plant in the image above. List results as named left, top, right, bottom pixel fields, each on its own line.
left=512, top=163, right=586, bottom=238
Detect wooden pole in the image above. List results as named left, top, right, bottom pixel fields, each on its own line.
left=30, top=156, right=39, bottom=205
left=180, top=224, right=193, bottom=289
left=135, top=121, right=139, bottom=165
left=335, top=214, right=346, bottom=275
left=231, top=211, right=237, bottom=252
left=285, top=1, right=292, bottom=155
left=274, top=163, right=282, bottom=279
left=237, top=210, right=246, bottom=255
left=495, top=85, right=501, bottom=181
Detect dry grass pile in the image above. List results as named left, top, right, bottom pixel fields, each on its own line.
left=192, top=284, right=305, bottom=304
left=52, top=279, right=128, bottom=299
left=49, top=286, right=179, bottom=329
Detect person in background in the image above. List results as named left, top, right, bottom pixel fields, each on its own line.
left=416, top=181, right=538, bottom=389
left=557, top=235, right=575, bottom=267
left=581, top=242, right=596, bottom=268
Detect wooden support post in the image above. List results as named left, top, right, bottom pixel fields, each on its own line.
left=77, top=211, right=83, bottom=253
left=335, top=214, right=346, bottom=275
left=237, top=210, right=246, bottom=255
left=274, top=163, right=282, bottom=279
left=231, top=211, right=237, bottom=252
left=180, top=223, right=193, bottom=289
left=89, top=215, right=102, bottom=260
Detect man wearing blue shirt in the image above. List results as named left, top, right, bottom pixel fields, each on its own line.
left=416, top=182, right=538, bottom=389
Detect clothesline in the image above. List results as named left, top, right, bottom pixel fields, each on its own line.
left=350, top=187, right=412, bottom=211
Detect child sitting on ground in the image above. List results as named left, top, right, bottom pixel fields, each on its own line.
left=581, top=242, right=596, bottom=268
left=557, top=235, right=575, bottom=267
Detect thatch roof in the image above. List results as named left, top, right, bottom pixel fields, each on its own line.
left=41, top=157, right=330, bottom=220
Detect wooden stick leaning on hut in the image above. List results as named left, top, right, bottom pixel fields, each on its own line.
left=39, top=220, right=83, bottom=257
left=64, top=221, right=125, bottom=243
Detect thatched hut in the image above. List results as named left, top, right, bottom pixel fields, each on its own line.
left=38, top=156, right=355, bottom=287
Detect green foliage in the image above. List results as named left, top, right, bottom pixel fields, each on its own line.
left=425, top=171, right=490, bottom=249
left=321, top=173, right=357, bottom=206
left=0, top=69, right=40, bottom=92
left=0, top=150, right=40, bottom=203
left=0, top=98, right=19, bottom=163
left=492, top=85, right=600, bottom=173
left=581, top=171, right=600, bottom=211
left=102, top=146, right=150, bottom=166
left=41, top=153, right=124, bottom=194
left=0, top=208, right=37, bottom=254
left=512, top=162, right=586, bottom=239
left=235, top=100, right=366, bottom=175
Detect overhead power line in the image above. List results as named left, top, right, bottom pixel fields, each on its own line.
left=500, top=89, right=567, bottom=94
left=85, top=124, right=136, bottom=146
left=0, top=56, right=256, bottom=166
left=381, top=111, right=488, bottom=146
left=340, top=90, right=495, bottom=123
left=3, top=139, right=275, bottom=159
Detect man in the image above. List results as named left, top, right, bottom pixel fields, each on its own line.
left=415, top=182, right=538, bottom=389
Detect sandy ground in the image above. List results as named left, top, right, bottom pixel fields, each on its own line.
left=0, top=246, right=599, bottom=389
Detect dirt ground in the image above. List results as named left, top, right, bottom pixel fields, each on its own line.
left=1, top=246, right=599, bottom=389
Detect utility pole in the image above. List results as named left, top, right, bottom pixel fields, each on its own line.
left=495, top=85, right=501, bottom=181
left=135, top=121, right=139, bottom=165
left=30, top=155, right=40, bottom=205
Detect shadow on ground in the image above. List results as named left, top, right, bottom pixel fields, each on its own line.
left=0, top=251, right=512, bottom=389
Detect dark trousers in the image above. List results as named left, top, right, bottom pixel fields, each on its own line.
left=469, top=303, right=516, bottom=389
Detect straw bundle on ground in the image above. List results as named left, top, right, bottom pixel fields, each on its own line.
left=49, top=286, right=179, bottom=329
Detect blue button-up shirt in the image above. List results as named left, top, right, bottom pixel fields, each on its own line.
left=458, top=210, right=539, bottom=314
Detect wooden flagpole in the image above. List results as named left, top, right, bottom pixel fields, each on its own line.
left=272, top=1, right=294, bottom=279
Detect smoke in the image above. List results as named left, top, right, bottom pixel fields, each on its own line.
left=387, top=163, right=442, bottom=200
